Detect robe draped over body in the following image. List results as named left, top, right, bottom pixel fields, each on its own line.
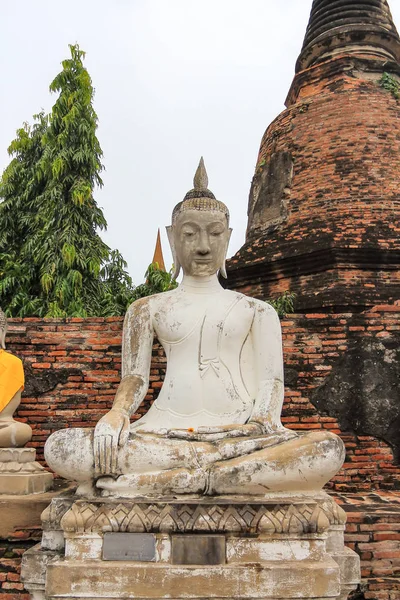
left=0, top=350, right=24, bottom=413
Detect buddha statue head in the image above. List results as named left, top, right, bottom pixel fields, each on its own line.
left=0, top=308, right=7, bottom=350
left=167, top=158, right=232, bottom=280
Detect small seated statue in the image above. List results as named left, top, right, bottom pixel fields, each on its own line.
left=45, top=159, right=345, bottom=497
left=0, top=309, right=32, bottom=448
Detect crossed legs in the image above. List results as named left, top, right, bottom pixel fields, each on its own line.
left=45, top=427, right=345, bottom=496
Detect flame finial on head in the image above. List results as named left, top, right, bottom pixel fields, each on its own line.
left=171, top=157, right=229, bottom=224
left=193, top=157, right=208, bottom=191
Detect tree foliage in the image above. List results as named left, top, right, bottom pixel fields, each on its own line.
left=131, top=263, right=178, bottom=301
left=0, top=44, right=131, bottom=317
left=0, top=113, right=49, bottom=316
left=27, top=44, right=110, bottom=317
left=0, top=44, right=294, bottom=319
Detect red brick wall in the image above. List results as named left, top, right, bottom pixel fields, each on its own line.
left=336, top=491, right=400, bottom=600
left=5, top=306, right=400, bottom=491
left=2, top=308, right=399, bottom=599
left=0, top=542, right=37, bottom=600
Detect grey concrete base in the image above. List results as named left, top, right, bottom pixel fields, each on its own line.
left=0, top=482, right=72, bottom=540
left=0, top=472, right=53, bottom=495
left=21, top=492, right=360, bottom=600
left=45, top=559, right=342, bottom=598
left=0, top=448, right=53, bottom=495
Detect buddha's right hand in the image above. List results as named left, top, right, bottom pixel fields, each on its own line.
left=94, top=409, right=130, bottom=477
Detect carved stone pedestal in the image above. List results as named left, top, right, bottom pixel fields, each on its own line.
left=0, top=448, right=53, bottom=495
left=21, top=492, right=360, bottom=600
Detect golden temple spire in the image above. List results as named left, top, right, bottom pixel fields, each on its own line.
left=151, top=228, right=166, bottom=271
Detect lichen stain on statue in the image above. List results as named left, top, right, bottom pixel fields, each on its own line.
left=0, top=309, right=53, bottom=494
left=44, top=158, right=345, bottom=498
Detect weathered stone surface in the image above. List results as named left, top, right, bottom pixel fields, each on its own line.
left=311, top=337, right=400, bottom=461
left=60, top=494, right=346, bottom=535
left=246, top=151, right=293, bottom=240
left=0, top=447, right=37, bottom=464
left=298, top=0, right=400, bottom=71
left=21, top=493, right=360, bottom=599
left=0, top=448, right=53, bottom=495
left=44, top=558, right=342, bottom=599
left=40, top=486, right=76, bottom=551
left=0, top=472, right=53, bottom=495
left=0, top=483, right=70, bottom=539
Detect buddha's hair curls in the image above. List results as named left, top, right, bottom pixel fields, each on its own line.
left=172, top=196, right=230, bottom=225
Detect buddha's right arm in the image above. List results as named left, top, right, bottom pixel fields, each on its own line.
left=111, top=375, right=148, bottom=417
left=112, top=298, right=154, bottom=417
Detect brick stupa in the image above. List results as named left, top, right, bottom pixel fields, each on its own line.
left=227, top=0, right=400, bottom=312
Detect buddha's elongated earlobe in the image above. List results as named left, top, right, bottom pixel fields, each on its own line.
left=220, top=261, right=228, bottom=279
left=166, top=226, right=181, bottom=280
left=219, top=228, right=232, bottom=279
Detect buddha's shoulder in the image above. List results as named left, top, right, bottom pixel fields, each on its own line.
left=223, top=290, right=279, bottom=317
left=125, top=288, right=179, bottom=315
left=0, top=350, right=23, bottom=368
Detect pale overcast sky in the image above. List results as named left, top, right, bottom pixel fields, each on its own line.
left=2, top=1, right=400, bottom=283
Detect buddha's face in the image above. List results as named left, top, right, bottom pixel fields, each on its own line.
left=173, top=210, right=231, bottom=277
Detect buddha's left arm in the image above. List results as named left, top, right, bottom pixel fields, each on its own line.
left=248, top=302, right=286, bottom=432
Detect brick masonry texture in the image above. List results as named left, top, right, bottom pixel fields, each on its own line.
left=335, top=492, right=400, bottom=600
left=0, top=541, right=36, bottom=600
left=1, top=308, right=399, bottom=598
left=227, top=56, right=400, bottom=311
left=5, top=310, right=399, bottom=489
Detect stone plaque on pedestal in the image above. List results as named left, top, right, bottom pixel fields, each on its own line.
left=103, top=533, right=156, bottom=561
left=172, top=534, right=226, bottom=565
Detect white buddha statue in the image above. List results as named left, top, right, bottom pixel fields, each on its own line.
left=45, top=159, right=345, bottom=497
left=0, top=308, right=32, bottom=448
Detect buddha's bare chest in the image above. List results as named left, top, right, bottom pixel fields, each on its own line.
left=151, top=292, right=254, bottom=346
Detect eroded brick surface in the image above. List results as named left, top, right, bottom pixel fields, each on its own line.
left=227, top=57, right=400, bottom=312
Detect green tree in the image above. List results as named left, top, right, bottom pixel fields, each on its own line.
left=31, top=43, right=110, bottom=317
left=131, top=263, right=178, bottom=301
left=100, top=250, right=136, bottom=316
left=0, top=43, right=294, bottom=318
left=0, top=113, right=49, bottom=316
left=0, top=44, right=117, bottom=317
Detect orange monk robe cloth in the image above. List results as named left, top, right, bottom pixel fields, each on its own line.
left=0, top=350, right=24, bottom=413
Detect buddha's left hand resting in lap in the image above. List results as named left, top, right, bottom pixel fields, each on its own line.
left=45, top=159, right=345, bottom=497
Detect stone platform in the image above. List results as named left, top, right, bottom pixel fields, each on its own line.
left=21, top=491, right=360, bottom=600
left=0, top=448, right=53, bottom=495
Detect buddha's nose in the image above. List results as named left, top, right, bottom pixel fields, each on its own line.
left=197, top=232, right=211, bottom=255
